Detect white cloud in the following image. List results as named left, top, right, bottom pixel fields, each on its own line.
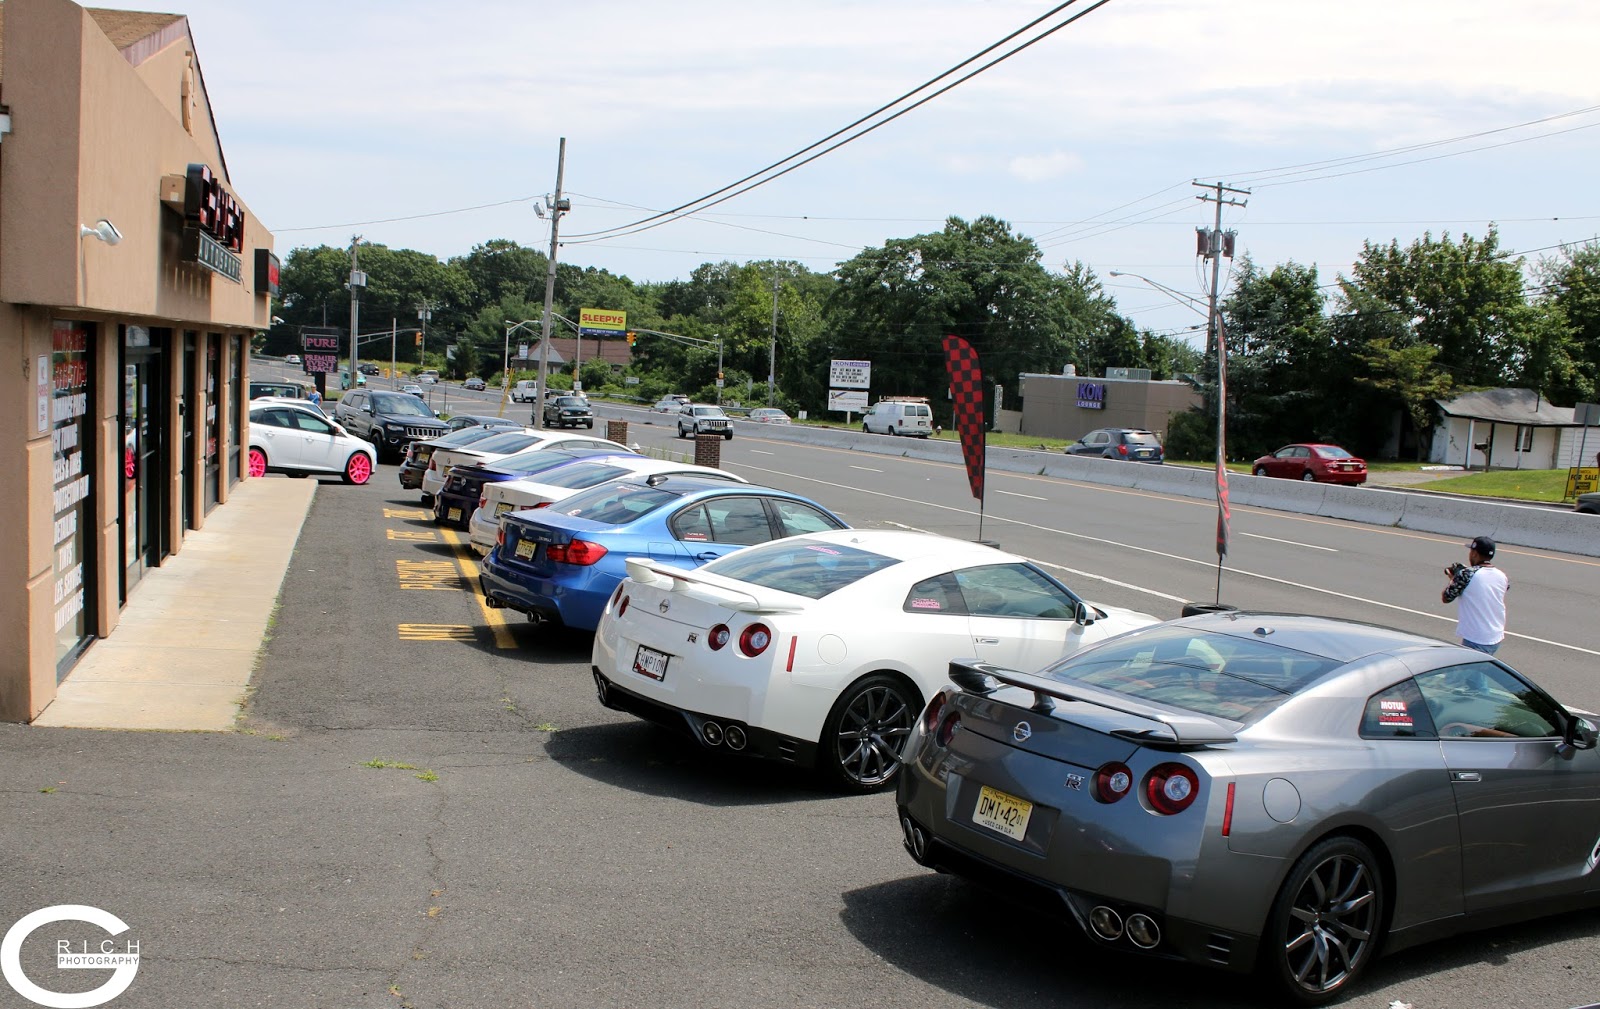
left=1008, top=151, right=1084, bottom=182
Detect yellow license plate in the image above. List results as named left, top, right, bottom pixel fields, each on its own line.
left=973, top=785, right=1033, bottom=841
left=447, top=508, right=462, bottom=522
left=514, top=539, right=536, bottom=560
left=495, top=502, right=513, bottom=515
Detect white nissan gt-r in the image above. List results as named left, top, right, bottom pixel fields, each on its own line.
left=591, top=529, right=1159, bottom=792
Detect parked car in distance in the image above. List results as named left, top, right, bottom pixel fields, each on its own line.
left=512, top=380, right=539, bottom=403
left=479, top=476, right=847, bottom=631
left=250, top=381, right=308, bottom=400
left=543, top=395, right=595, bottom=429
left=1576, top=491, right=1599, bottom=514
left=747, top=408, right=791, bottom=424
left=652, top=395, right=691, bottom=413
left=399, top=423, right=526, bottom=496
left=424, top=430, right=624, bottom=504
left=444, top=413, right=521, bottom=433
left=1065, top=427, right=1165, bottom=463
left=253, top=396, right=327, bottom=419
left=284, top=354, right=301, bottom=366
left=1253, top=443, right=1367, bottom=485
left=862, top=398, right=933, bottom=437
left=461, top=447, right=641, bottom=553
left=593, top=529, right=1158, bottom=792
left=402, top=383, right=427, bottom=398
left=677, top=404, right=733, bottom=440
left=463, top=376, right=487, bottom=391
left=334, top=388, right=449, bottom=463
left=248, top=402, right=375, bottom=485
left=898, top=611, right=1600, bottom=1004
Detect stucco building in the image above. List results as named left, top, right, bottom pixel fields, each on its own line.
left=0, top=0, right=274, bottom=720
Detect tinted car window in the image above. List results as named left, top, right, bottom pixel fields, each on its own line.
left=771, top=499, right=845, bottom=536
left=1044, top=625, right=1341, bottom=722
left=706, top=541, right=896, bottom=599
left=954, top=564, right=1077, bottom=619
left=1317, top=446, right=1355, bottom=459
left=1360, top=679, right=1437, bottom=739
left=372, top=394, right=434, bottom=417
left=552, top=482, right=680, bottom=525
left=704, top=497, right=774, bottom=545
left=537, top=462, right=632, bottom=490
left=251, top=408, right=289, bottom=428
left=289, top=412, right=333, bottom=435
left=670, top=505, right=714, bottom=542
left=1123, top=432, right=1160, bottom=446
left=904, top=573, right=968, bottom=615
left=1415, top=663, right=1563, bottom=739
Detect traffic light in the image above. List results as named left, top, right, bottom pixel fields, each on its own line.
left=625, top=331, right=637, bottom=347
left=717, top=371, right=724, bottom=381
left=415, top=333, right=423, bottom=346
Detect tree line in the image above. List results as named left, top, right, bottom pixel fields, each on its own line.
left=267, top=221, right=1599, bottom=461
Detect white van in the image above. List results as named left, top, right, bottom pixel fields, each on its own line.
left=511, top=380, right=538, bottom=402
left=862, top=397, right=933, bottom=437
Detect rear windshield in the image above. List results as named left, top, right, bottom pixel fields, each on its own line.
left=554, top=397, right=587, bottom=407
left=1042, top=624, right=1340, bottom=723
left=497, top=451, right=597, bottom=476
left=1316, top=446, right=1355, bottom=459
left=551, top=482, right=679, bottom=526
left=908, top=405, right=931, bottom=417
left=537, top=461, right=631, bottom=490
left=470, top=432, right=544, bottom=454
left=1123, top=432, right=1160, bottom=446
left=705, top=541, right=897, bottom=599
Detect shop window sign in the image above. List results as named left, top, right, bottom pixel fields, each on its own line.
left=52, top=321, right=92, bottom=668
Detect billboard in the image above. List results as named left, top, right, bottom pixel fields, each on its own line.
left=300, top=327, right=342, bottom=374
left=830, top=359, right=871, bottom=389
left=578, top=308, right=627, bottom=336
left=827, top=389, right=868, bottom=412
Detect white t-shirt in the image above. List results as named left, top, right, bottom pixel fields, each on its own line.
left=1456, top=564, right=1509, bottom=645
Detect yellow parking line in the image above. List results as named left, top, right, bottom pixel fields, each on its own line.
left=440, top=528, right=517, bottom=650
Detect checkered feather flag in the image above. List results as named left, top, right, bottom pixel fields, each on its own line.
left=942, top=335, right=986, bottom=503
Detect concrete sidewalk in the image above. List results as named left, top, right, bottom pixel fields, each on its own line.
left=32, top=476, right=317, bottom=731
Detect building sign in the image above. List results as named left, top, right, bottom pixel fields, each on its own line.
left=578, top=308, right=626, bottom=336
left=181, top=163, right=244, bottom=282
left=254, top=249, right=280, bottom=298
left=830, top=359, right=871, bottom=389
left=827, top=389, right=868, bottom=412
left=301, top=328, right=342, bottom=374
left=51, top=321, right=92, bottom=667
left=1076, top=381, right=1106, bottom=410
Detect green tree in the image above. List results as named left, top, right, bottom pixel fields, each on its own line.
left=1534, top=242, right=1600, bottom=403
left=1353, top=337, right=1456, bottom=459
left=1220, top=258, right=1334, bottom=456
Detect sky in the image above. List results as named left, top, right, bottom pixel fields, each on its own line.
left=99, top=0, right=1600, bottom=343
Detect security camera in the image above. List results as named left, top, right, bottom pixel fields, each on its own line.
left=80, top=219, right=122, bottom=245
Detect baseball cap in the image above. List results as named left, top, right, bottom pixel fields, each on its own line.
left=1467, top=535, right=1496, bottom=559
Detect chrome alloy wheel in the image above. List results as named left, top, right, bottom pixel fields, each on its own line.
left=831, top=681, right=915, bottom=788
left=1279, top=849, right=1379, bottom=997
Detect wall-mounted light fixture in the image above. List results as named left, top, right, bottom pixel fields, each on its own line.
left=79, top=219, right=122, bottom=245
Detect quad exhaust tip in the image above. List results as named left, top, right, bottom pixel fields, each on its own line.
left=1126, top=913, right=1161, bottom=949
left=724, top=724, right=748, bottom=751
left=1089, top=905, right=1124, bottom=941
left=701, top=721, right=725, bottom=746
left=900, top=816, right=928, bottom=860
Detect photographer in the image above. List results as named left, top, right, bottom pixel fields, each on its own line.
left=1441, top=535, right=1509, bottom=654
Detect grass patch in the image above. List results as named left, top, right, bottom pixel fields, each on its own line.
left=414, top=769, right=439, bottom=782
left=533, top=722, right=558, bottom=732
left=361, top=759, right=418, bottom=770
left=1413, top=468, right=1569, bottom=502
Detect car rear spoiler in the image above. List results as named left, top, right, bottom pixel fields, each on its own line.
left=949, top=659, right=1237, bottom=749
left=624, top=558, right=806, bottom=614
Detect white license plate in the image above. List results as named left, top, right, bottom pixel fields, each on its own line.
left=973, top=785, right=1033, bottom=841
left=447, top=508, right=462, bottom=522
left=633, top=645, right=670, bottom=681
left=495, top=502, right=514, bottom=516
left=514, top=539, right=537, bottom=560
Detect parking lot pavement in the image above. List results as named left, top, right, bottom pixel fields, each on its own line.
left=2, top=461, right=1597, bottom=1008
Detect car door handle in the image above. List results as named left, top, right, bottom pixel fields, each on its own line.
left=694, top=551, right=719, bottom=562
left=975, top=637, right=1000, bottom=645
left=1451, top=771, right=1482, bottom=782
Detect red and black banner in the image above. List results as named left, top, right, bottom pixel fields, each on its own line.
left=942, top=335, right=986, bottom=503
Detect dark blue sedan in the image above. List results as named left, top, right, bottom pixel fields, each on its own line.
left=479, top=475, right=847, bottom=631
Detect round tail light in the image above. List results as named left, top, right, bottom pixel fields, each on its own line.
left=708, top=624, right=731, bottom=650
left=921, top=691, right=947, bottom=735
left=1093, top=761, right=1133, bottom=803
left=738, top=623, right=772, bottom=657
left=1145, top=763, right=1200, bottom=815
left=935, top=710, right=961, bottom=747
left=617, top=595, right=629, bottom=618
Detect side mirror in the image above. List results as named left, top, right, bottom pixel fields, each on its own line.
left=1564, top=716, right=1598, bottom=753
left=361, top=403, right=373, bottom=414
left=1074, top=601, right=1096, bottom=626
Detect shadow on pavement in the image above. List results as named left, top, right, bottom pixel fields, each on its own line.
left=543, top=720, right=835, bottom=808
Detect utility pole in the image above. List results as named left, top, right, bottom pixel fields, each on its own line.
left=417, top=301, right=433, bottom=372
left=1194, top=180, right=1248, bottom=596
left=768, top=275, right=781, bottom=407
left=535, top=138, right=568, bottom=428
left=347, top=235, right=366, bottom=389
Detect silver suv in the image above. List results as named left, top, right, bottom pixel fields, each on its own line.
left=677, top=404, right=733, bottom=440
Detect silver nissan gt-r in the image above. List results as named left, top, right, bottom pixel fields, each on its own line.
left=896, top=611, right=1600, bottom=1005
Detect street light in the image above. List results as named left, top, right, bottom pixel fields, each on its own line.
left=1107, top=271, right=1208, bottom=316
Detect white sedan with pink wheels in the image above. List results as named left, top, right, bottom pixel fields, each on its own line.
left=248, top=401, right=377, bottom=485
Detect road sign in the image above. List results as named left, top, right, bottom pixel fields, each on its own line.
left=828, top=389, right=868, bottom=412
left=829, top=360, right=871, bottom=389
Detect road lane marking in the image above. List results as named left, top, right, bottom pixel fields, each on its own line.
left=399, top=624, right=476, bottom=641
left=440, top=528, right=516, bottom=649
left=749, top=450, right=775, bottom=456
left=995, top=490, right=1047, bottom=501
left=1240, top=532, right=1337, bottom=552
left=849, top=465, right=883, bottom=473
left=397, top=559, right=465, bottom=591
left=384, top=508, right=431, bottom=520
left=757, top=466, right=1599, bottom=657
left=387, top=529, right=438, bottom=541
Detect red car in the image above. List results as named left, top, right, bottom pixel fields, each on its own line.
left=1252, top=443, right=1367, bottom=485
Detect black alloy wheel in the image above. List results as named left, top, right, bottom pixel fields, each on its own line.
left=820, top=674, right=918, bottom=793
left=1262, top=836, right=1385, bottom=1005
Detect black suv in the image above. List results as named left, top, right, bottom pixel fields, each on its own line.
left=335, top=389, right=450, bottom=462
left=542, top=395, right=594, bottom=429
